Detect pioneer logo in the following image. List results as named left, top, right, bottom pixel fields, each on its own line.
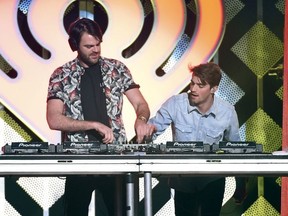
left=69, top=143, right=94, bottom=148
left=18, top=143, right=42, bottom=148
left=225, top=142, right=249, bottom=147
left=173, top=142, right=197, bottom=147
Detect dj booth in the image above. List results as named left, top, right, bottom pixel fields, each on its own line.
left=1, top=142, right=288, bottom=216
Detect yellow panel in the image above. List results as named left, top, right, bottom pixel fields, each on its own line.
left=245, top=108, right=282, bottom=153
left=231, top=21, right=283, bottom=78
left=243, top=196, right=280, bottom=216
left=276, top=86, right=283, bottom=100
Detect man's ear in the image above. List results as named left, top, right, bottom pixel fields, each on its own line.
left=210, top=86, right=218, bottom=93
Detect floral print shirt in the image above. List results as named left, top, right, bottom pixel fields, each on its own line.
left=47, top=57, right=139, bottom=143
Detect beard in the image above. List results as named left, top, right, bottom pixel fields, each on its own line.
left=188, top=92, right=199, bottom=106
left=78, top=51, right=100, bottom=67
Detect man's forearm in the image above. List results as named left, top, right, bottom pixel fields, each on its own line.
left=136, top=103, right=150, bottom=122
left=47, top=114, right=96, bottom=132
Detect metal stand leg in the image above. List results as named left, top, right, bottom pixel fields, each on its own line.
left=144, top=172, right=152, bottom=216
left=126, top=173, right=135, bottom=216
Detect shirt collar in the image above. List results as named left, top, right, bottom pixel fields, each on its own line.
left=76, top=57, right=104, bottom=75
left=206, top=101, right=217, bottom=118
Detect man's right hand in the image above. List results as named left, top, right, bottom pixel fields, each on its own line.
left=94, top=122, right=114, bottom=144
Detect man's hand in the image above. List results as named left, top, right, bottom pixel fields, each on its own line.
left=134, top=119, right=156, bottom=143
left=94, top=122, right=114, bottom=144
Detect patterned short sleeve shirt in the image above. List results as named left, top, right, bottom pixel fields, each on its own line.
left=47, top=57, right=138, bottom=143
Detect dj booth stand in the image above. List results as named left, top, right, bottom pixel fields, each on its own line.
left=2, top=153, right=288, bottom=216
left=139, top=154, right=288, bottom=216
left=0, top=154, right=140, bottom=216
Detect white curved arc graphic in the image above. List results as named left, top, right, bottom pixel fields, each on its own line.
left=0, top=0, right=225, bottom=143
left=28, top=0, right=73, bottom=57
left=190, top=0, right=225, bottom=61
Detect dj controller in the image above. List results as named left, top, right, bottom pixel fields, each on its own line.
left=1, top=141, right=263, bottom=155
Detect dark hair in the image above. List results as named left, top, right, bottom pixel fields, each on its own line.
left=189, top=62, right=222, bottom=88
left=68, top=18, right=103, bottom=51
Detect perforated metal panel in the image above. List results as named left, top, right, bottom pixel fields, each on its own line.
left=243, top=108, right=282, bottom=153
left=244, top=196, right=280, bottom=216
left=0, top=56, right=12, bottom=75
left=276, top=86, right=283, bottom=100
left=0, top=109, right=31, bottom=144
left=224, top=0, right=245, bottom=24
left=17, top=177, right=65, bottom=210
left=231, top=21, right=283, bottom=78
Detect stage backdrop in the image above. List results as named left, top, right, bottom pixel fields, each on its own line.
left=0, top=0, right=285, bottom=215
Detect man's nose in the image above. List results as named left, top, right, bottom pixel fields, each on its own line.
left=92, top=46, right=99, bottom=52
left=190, top=84, right=197, bottom=91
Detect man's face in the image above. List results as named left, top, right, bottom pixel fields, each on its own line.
left=77, top=32, right=101, bottom=67
left=189, top=75, right=217, bottom=108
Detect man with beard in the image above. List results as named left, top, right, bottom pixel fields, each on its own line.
left=148, top=62, right=241, bottom=216
left=46, top=18, right=155, bottom=216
